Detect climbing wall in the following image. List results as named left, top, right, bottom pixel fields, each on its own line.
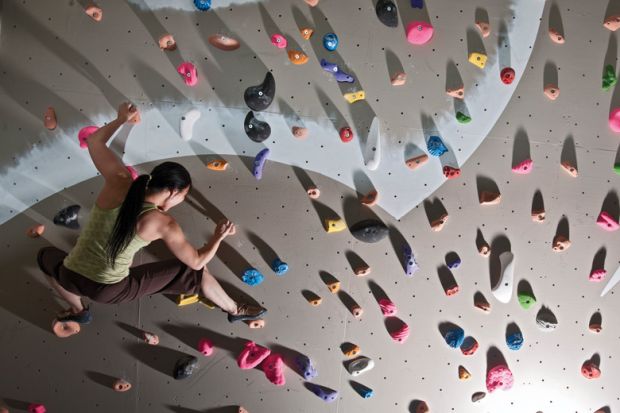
left=0, top=0, right=619, bottom=412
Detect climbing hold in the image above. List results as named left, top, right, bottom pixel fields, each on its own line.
left=26, top=224, right=45, bottom=238
left=518, top=292, right=536, bottom=309
left=506, top=331, right=524, bottom=350
left=615, top=163, right=620, bottom=174
left=376, top=0, right=399, bottom=28
left=406, top=21, right=434, bottom=45
left=245, top=112, right=271, bottom=143
left=343, top=91, right=366, bottom=103
left=589, top=269, right=607, bottom=282
left=460, top=337, right=479, bottom=355
left=308, top=384, right=339, bottom=402
left=589, top=321, right=602, bottom=333
left=501, top=67, right=515, bottom=85
left=342, top=343, right=361, bottom=358
left=604, top=14, right=620, bottom=31
left=364, top=116, right=381, bottom=171
left=361, top=190, right=379, bottom=206
left=320, top=59, right=355, bottom=83
left=158, top=34, right=176, bottom=51
left=43, top=107, right=57, bottom=130
left=354, top=266, right=371, bottom=276
left=263, top=354, right=286, bottom=386
left=492, top=251, right=515, bottom=304
left=271, top=258, right=289, bottom=276
left=246, top=319, right=266, bottom=329
left=112, top=378, right=132, bottom=392
left=307, top=186, right=320, bottom=199
left=532, top=209, right=545, bottom=223
left=323, top=33, right=339, bottom=51
left=474, top=292, right=491, bottom=312
left=349, top=219, right=389, bottom=243
left=471, top=392, right=486, bottom=402
left=512, top=159, right=533, bottom=174
left=415, top=402, right=430, bottom=413
left=548, top=28, right=565, bottom=44
left=447, top=256, right=463, bottom=270
left=242, top=268, right=265, bottom=286
left=54, top=205, right=80, bottom=229
left=300, top=27, right=314, bottom=40
left=443, top=326, right=465, bottom=348
left=177, top=62, right=198, bottom=87
left=427, top=135, right=448, bottom=156
left=143, top=331, right=159, bottom=345
left=468, top=52, right=488, bottom=69
left=179, top=108, right=201, bottom=141
left=238, top=407, right=249, bottom=413
left=237, top=341, right=271, bottom=369
left=536, top=307, right=558, bottom=331
left=173, top=355, right=198, bottom=380
left=327, top=281, right=341, bottom=294
left=602, top=64, right=617, bottom=91
left=411, top=0, right=423, bottom=8
left=28, top=405, right=46, bottom=413
left=78, top=125, right=98, bottom=148
left=324, top=218, right=346, bottom=233
left=391, top=72, right=407, bottom=86
left=476, top=21, right=490, bottom=38
left=194, top=0, right=211, bottom=11
left=456, top=111, right=472, bottom=124
left=609, top=108, right=620, bottom=132
left=288, top=50, right=309, bottom=65
left=244, top=72, right=275, bottom=112
left=198, top=338, right=214, bottom=356
left=552, top=235, right=571, bottom=252
left=581, top=361, right=601, bottom=379
left=270, top=34, right=287, bottom=49
left=208, top=34, right=240, bottom=51
left=480, top=191, right=501, bottom=206
left=304, top=0, right=319, bottom=6
left=430, top=213, right=449, bottom=232
left=379, top=298, right=397, bottom=316
left=560, top=161, right=578, bottom=177
left=207, top=159, right=228, bottom=171
left=447, top=87, right=464, bottom=99
left=486, top=365, right=513, bottom=392
left=52, top=319, right=80, bottom=338
left=478, top=242, right=491, bottom=257
left=544, top=84, right=560, bottom=100
left=352, top=382, right=374, bottom=398
left=85, top=4, right=102, bottom=21
left=347, top=356, right=375, bottom=376
left=295, top=355, right=318, bottom=380
left=445, top=285, right=459, bottom=297
left=406, top=154, right=429, bottom=170
left=176, top=294, right=199, bottom=306
left=292, top=126, right=309, bottom=139
left=351, top=305, right=364, bottom=318
left=458, top=365, right=471, bottom=380
left=339, top=127, right=354, bottom=142
left=403, top=245, right=420, bottom=277
left=597, top=211, right=619, bottom=231
left=307, top=294, right=322, bottom=306
left=443, top=166, right=461, bottom=179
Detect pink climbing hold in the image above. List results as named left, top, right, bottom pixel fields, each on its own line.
left=126, top=165, right=138, bottom=181
left=609, top=108, right=620, bottom=132
left=512, top=159, right=533, bottom=174
left=486, top=365, right=514, bottom=393
left=597, top=211, right=619, bottom=231
left=262, top=353, right=286, bottom=386
left=237, top=341, right=271, bottom=369
left=406, top=21, right=434, bottom=45
left=28, top=404, right=46, bottom=413
left=378, top=298, right=397, bottom=316
left=589, top=269, right=607, bottom=282
left=198, top=338, right=214, bottom=356
left=177, top=62, right=198, bottom=87
left=389, top=320, right=410, bottom=343
left=271, top=34, right=287, bottom=49
left=78, top=125, right=99, bottom=148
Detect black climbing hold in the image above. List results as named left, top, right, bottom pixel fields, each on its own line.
left=53, top=205, right=81, bottom=229
left=376, top=0, right=399, bottom=28
left=244, top=111, right=271, bottom=143
left=174, top=355, right=198, bottom=379
left=244, top=72, right=276, bottom=111
left=349, top=219, right=389, bottom=243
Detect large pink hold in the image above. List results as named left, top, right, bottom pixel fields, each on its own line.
left=271, top=34, right=287, bottom=49
left=198, top=338, right=214, bottom=356
left=609, top=108, right=620, bottom=132
left=512, top=159, right=533, bottom=174
left=262, top=353, right=286, bottom=386
left=177, top=62, right=198, bottom=86
left=406, top=21, right=434, bottom=45
left=78, top=125, right=99, bottom=148
left=589, top=269, right=607, bottom=282
left=378, top=298, right=397, bottom=316
left=486, top=365, right=514, bottom=393
left=597, top=211, right=619, bottom=231
left=237, top=341, right=271, bottom=369
left=28, top=404, right=46, bottom=413
left=389, top=319, right=410, bottom=343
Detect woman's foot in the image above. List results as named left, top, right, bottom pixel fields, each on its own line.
left=227, top=303, right=267, bottom=323
left=57, top=307, right=93, bottom=324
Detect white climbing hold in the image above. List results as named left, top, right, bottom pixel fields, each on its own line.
left=364, top=117, right=381, bottom=171
left=491, top=251, right=515, bottom=304
left=180, top=108, right=201, bottom=141
left=347, top=356, right=375, bottom=376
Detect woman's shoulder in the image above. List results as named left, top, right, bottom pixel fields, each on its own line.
left=136, top=209, right=174, bottom=241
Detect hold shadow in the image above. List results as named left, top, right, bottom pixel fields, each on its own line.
left=217, top=241, right=253, bottom=282
left=310, top=200, right=342, bottom=231
left=385, top=49, right=405, bottom=80
left=291, top=165, right=316, bottom=192
left=388, top=224, right=409, bottom=274
left=517, top=279, right=536, bottom=301
left=476, top=176, right=500, bottom=201
left=124, top=342, right=189, bottom=377
left=549, top=2, right=565, bottom=40
left=269, top=343, right=307, bottom=379
left=423, top=198, right=448, bottom=227
left=445, top=59, right=463, bottom=91
left=466, top=27, right=486, bottom=56
left=601, top=190, right=619, bottom=220
left=497, top=20, right=511, bottom=69
left=437, top=265, right=458, bottom=293
left=532, top=190, right=545, bottom=216
left=160, top=323, right=246, bottom=358
left=505, top=321, right=521, bottom=337
left=315, top=86, right=347, bottom=133
left=591, top=247, right=607, bottom=273
left=368, top=279, right=390, bottom=303
left=590, top=311, right=602, bottom=328
left=258, top=3, right=301, bottom=52
left=85, top=370, right=118, bottom=390
left=560, top=135, right=578, bottom=171
left=555, top=216, right=570, bottom=240
left=338, top=290, right=361, bottom=317
left=301, top=289, right=321, bottom=303
left=345, top=250, right=369, bottom=273
left=543, top=61, right=559, bottom=89
left=246, top=231, right=278, bottom=267
left=486, top=346, right=508, bottom=372
left=489, top=235, right=511, bottom=290
left=115, top=321, right=146, bottom=340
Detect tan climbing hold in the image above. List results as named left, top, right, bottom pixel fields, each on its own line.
left=143, top=331, right=159, bottom=345
left=327, top=281, right=341, bottom=293
left=474, top=295, right=491, bottom=312
left=447, top=87, right=464, bottom=99
left=361, top=190, right=379, bottom=206
left=238, top=407, right=249, bottom=413
left=548, top=28, right=565, bottom=44
left=206, top=159, right=228, bottom=171
left=307, top=186, right=320, bottom=199
left=246, top=319, right=266, bottom=329
left=208, top=34, right=241, bottom=51
left=85, top=4, right=103, bottom=21
left=604, top=15, right=620, bottom=31
left=44, top=107, right=57, bottom=130
left=544, top=84, right=560, bottom=100
left=288, top=50, right=309, bottom=65
left=52, top=319, right=80, bottom=338
left=292, top=126, right=308, bottom=139
left=26, top=224, right=45, bottom=238
left=343, top=343, right=361, bottom=358
left=468, top=52, right=487, bottom=69
left=531, top=210, right=545, bottom=223
left=304, top=0, right=319, bottom=6
left=176, top=294, right=199, bottom=306
left=352, top=305, right=364, bottom=318
left=479, top=191, right=501, bottom=205
left=354, top=266, right=371, bottom=276
left=431, top=213, right=449, bottom=232
left=112, top=378, right=132, bottom=392
left=324, top=218, right=346, bottom=233
left=391, top=72, right=407, bottom=86
left=415, top=401, right=430, bottom=413
left=406, top=154, right=429, bottom=170
left=475, top=21, right=490, bottom=38
left=158, top=34, right=177, bottom=51
left=552, top=235, right=571, bottom=252
left=458, top=365, right=471, bottom=380
left=308, top=296, right=322, bottom=306
left=343, top=91, right=366, bottom=104
left=560, top=161, right=578, bottom=177
left=589, top=323, right=602, bottom=333
left=300, top=28, right=314, bottom=40
left=478, top=243, right=490, bottom=257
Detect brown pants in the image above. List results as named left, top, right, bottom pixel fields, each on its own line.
left=36, top=246, right=203, bottom=304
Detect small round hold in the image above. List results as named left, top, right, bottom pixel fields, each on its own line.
left=247, top=319, right=266, bottom=329
left=158, top=34, right=177, bottom=51
left=548, top=28, right=565, bottom=44
left=112, top=378, right=132, bottom=392
left=85, top=4, right=103, bottom=21
left=52, top=319, right=80, bottom=338
left=339, top=126, right=354, bottom=142
left=307, top=186, right=320, bottom=199
left=351, top=305, right=363, bottom=318
left=500, top=67, right=515, bottom=84
left=26, top=224, right=45, bottom=238
left=208, top=34, right=240, bottom=51
left=292, top=126, right=308, bottom=139
left=271, top=34, right=288, bottom=49
left=544, top=84, right=560, bottom=100
left=323, top=33, right=339, bottom=51
left=143, top=331, right=159, bottom=345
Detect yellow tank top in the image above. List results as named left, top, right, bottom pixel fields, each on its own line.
left=63, top=202, right=158, bottom=284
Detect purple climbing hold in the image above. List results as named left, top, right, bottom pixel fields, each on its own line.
left=403, top=245, right=420, bottom=277
left=320, top=59, right=354, bottom=83
left=307, top=383, right=339, bottom=402
left=295, top=355, right=318, bottom=380
left=411, top=0, right=423, bottom=8
left=253, top=148, right=270, bottom=180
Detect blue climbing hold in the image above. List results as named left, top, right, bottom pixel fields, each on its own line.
left=411, top=0, right=423, bottom=8
left=403, top=245, right=420, bottom=277
left=447, top=258, right=461, bottom=269
left=444, top=327, right=465, bottom=348
left=308, top=383, right=339, bottom=402
left=506, top=332, right=524, bottom=350
left=295, top=355, right=318, bottom=380
left=427, top=135, right=448, bottom=157
left=320, top=59, right=354, bottom=83
left=194, top=0, right=211, bottom=11
left=271, top=258, right=289, bottom=276
left=352, top=382, right=374, bottom=398
left=242, top=268, right=265, bottom=286
left=323, top=33, right=339, bottom=51
left=252, top=148, right=270, bottom=180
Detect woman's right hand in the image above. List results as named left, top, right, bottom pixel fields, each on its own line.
left=117, top=102, right=139, bottom=123
left=215, top=219, right=236, bottom=241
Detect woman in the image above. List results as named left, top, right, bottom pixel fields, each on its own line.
left=37, top=102, right=266, bottom=332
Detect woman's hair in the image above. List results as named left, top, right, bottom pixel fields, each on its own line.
left=106, top=161, right=191, bottom=267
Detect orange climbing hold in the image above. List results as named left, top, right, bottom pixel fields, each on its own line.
left=459, top=365, right=471, bottom=380
left=406, top=154, right=428, bottom=170
left=443, top=166, right=461, bottom=179
left=159, top=34, right=177, bottom=51
left=52, top=319, right=80, bottom=338
left=431, top=213, right=449, bottom=232
left=342, top=343, right=361, bottom=358
left=475, top=21, right=490, bottom=38
left=85, top=4, right=103, bottom=21
left=478, top=242, right=491, bottom=257
left=604, top=15, right=620, bottom=31
left=447, top=87, right=464, bottom=99
left=544, top=84, right=560, bottom=100
left=26, top=224, right=45, bottom=238
left=354, top=266, right=371, bottom=276
left=292, top=126, right=309, bottom=139
left=112, top=379, right=132, bottom=392
left=560, top=161, right=578, bottom=177
left=445, top=285, right=460, bottom=296
left=308, top=296, right=322, bottom=306
left=361, top=190, right=379, bottom=206
left=300, top=28, right=314, bottom=40
left=548, top=28, right=565, bottom=44
left=44, top=107, right=57, bottom=130
left=327, top=281, right=341, bottom=293
left=207, top=160, right=228, bottom=171
left=208, top=34, right=241, bottom=51
left=288, top=50, right=309, bottom=65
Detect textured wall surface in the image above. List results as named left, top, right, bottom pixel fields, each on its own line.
left=0, top=0, right=619, bottom=412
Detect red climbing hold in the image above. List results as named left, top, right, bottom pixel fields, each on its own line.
left=610, top=108, right=620, bottom=132
left=406, top=21, right=434, bottom=45
left=198, top=338, right=214, bottom=356
left=263, top=353, right=286, bottom=386
left=237, top=341, right=271, bottom=369
left=389, top=320, right=410, bottom=343
left=445, top=285, right=460, bottom=296
left=78, top=126, right=98, bottom=148
left=340, top=127, right=354, bottom=142
left=28, top=404, right=46, bottom=413
left=443, top=166, right=461, bottom=179
left=177, top=62, right=198, bottom=87
left=597, top=211, right=619, bottom=231
left=379, top=298, right=397, bottom=316
left=271, top=34, right=287, bottom=49
left=604, top=15, right=620, bottom=31
left=307, top=187, right=320, bottom=199
left=581, top=361, right=601, bottom=379
left=500, top=67, right=515, bottom=85
left=512, top=159, right=533, bottom=174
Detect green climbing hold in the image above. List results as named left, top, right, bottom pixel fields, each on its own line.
left=602, top=65, right=617, bottom=91
left=456, top=111, right=471, bottom=124
left=518, top=292, right=536, bottom=309
left=614, top=163, right=620, bottom=175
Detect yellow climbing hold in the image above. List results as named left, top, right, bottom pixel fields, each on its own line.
left=325, top=218, right=347, bottom=233
left=176, top=294, right=200, bottom=306
left=468, top=52, right=487, bottom=69
left=343, top=91, right=366, bottom=104
left=458, top=365, right=471, bottom=380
